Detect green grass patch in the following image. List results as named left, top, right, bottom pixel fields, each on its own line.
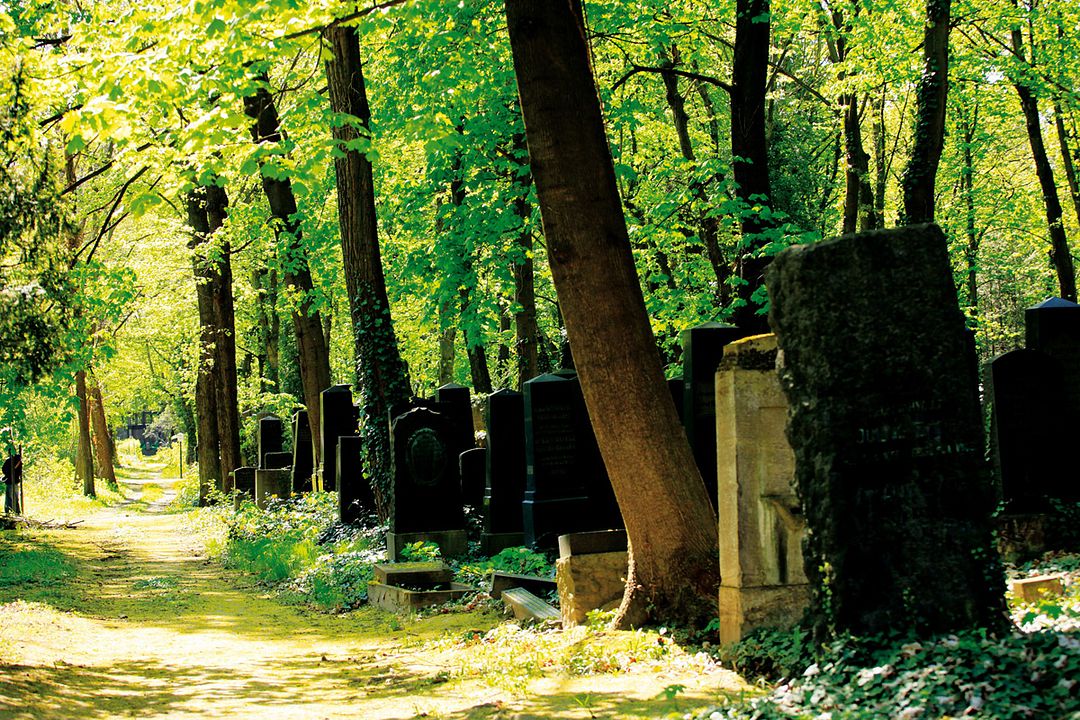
left=0, top=538, right=74, bottom=587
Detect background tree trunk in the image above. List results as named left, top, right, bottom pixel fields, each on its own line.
left=206, top=184, right=242, bottom=481
left=513, top=193, right=540, bottom=389
left=88, top=371, right=118, bottom=490
left=324, top=26, right=412, bottom=518
left=75, top=370, right=95, bottom=498
left=506, top=0, right=721, bottom=628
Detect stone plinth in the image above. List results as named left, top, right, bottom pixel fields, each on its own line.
left=255, top=468, right=291, bottom=509
left=556, top=551, right=627, bottom=627
left=715, top=334, right=808, bottom=643
left=1010, top=574, right=1065, bottom=602
left=233, top=466, right=256, bottom=510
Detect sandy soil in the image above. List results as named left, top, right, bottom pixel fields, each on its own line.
left=0, top=469, right=748, bottom=719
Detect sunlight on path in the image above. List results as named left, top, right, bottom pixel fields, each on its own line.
left=0, top=469, right=744, bottom=719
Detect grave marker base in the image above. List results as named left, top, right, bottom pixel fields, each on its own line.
left=386, top=530, right=468, bottom=561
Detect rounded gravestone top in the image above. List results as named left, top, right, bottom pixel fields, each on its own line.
left=1029, top=297, right=1080, bottom=310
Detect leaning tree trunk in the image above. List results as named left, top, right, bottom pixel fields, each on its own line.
left=1054, top=102, right=1080, bottom=230
left=206, top=184, right=242, bottom=481
left=512, top=189, right=540, bottom=389
left=900, top=0, right=950, bottom=224
left=324, top=25, right=412, bottom=519
left=243, top=75, right=333, bottom=463
left=88, top=371, right=118, bottom=490
left=505, top=0, right=721, bottom=628
left=188, top=188, right=223, bottom=502
left=75, top=370, right=95, bottom=498
left=730, top=0, right=774, bottom=333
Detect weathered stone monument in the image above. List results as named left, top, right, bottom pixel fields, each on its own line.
left=481, top=389, right=527, bottom=554
left=320, top=385, right=357, bottom=492
left=985, top=349, right=1071, bottom=511
left=714, top=334, right=808, bottom=643
left=459, top=447, right=487, bottom=511
left=436, top=383, right=476, bottom=457
left=682, top=322, right=747, bottom=511
left=556, top=530, right=628, bottom=627
left=255, top=468, right=291, bottom=509
left=291, top=409, right=314, bottom=493
left=387, top=407, right=467, bottom=560
left=257, top=415, right=283, bottom=469
left=337, top=435, right=369, bottom=524
left=233, top=466, right=256, bottom=509
left=767, top=224, right=1006, bottom=639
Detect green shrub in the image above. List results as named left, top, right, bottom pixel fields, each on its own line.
left=717, top=625, right=813, bottom=682
left=454, top=546, right=554, bottom=588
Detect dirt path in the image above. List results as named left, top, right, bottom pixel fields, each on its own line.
left=0, top=469, right=746, bottom=719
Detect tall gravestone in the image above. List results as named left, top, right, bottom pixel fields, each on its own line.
left=255, top=468, right=291, bottom=509
left=459, top=447, right=487, bottom=511
left=482, top=389, right=527, bottom=554
left=767, top=224, right=1006, bottom=640
left=387, top=407, right=467, bottom=559
left=1026, top=297, right=1080, bottom=421
left=233, top=466, right=256, bottom=510
left=257, top=415, right=284, bottom=469
left=436, top=383, right=476, bottom=457
left=319, top=385, right=357, bottom=492
left=291, top=409, right=314, bottom=493
left=667, top=376, right=685, bottom=423
left=985, top=349, right=1072, bottom=511
left=682, top=322, right=747, bottom=511
left=567, top=376, right=623, bottom=532
left=337, top=435, right=370, bottom=524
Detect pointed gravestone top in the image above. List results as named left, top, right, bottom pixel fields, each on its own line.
left=324, top=383, right=353, bottom=394
left=689, top=320, right=739, bottom=332
left=526, top=373, right=571, bottom=385
left=438, top=382, right=468, bottom=391
left=488, top=388, right=522, bottom=399
left=1030, top=297, right=1080, bottom=310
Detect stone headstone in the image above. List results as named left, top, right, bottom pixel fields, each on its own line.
left=985, top=349, right=1073, bottom=511
left=255, top=468, right=291, bottom=509
left=337, top=435, right=370, bottom=524
left=1026, top=298, right=1080, bottom=420
left=320, top=385, right=357, bottom=492
left=714, top=334, right=808, bottom=643
left=387, top=407, right=466, bottom=559
left=459, top=447, right=487, bottom=510
left=291, top=409, right=314, bottom=493
left=767, top=224, right=1005, bottom=639
left=257, top=415, right=284, bottom=469
left=667, top=376, right=685, bottom=422
left=263, top=451, right=292, bottom=470
left=233, top=466, right=256, bottom=510
left=482, top=389, right=527, bottom=553
left=682, top=322, right=747, bottom=511
left=436, top=383, right=476, bottom=456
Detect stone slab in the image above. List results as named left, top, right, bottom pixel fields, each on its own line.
left=557, top=530, right=628, bottom=559
left=717, top=584, right=811, bottom=645
left=1010, top=574, right=1065, bottom=603
left=490, top=572, right=558, bottom=601
left=368, top=582, right=473, bottom=613
left=556, top=550, right=627, bottom=627
left=502, top=587, right=561, bottom=622
left=255, top=468, right=291, bottom=510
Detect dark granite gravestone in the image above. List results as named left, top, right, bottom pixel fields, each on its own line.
left=387, top=407, right=467, bottom=559
left=291, top=409, right=314, bottom=493
left=667, top=376, right=685, bottom=423
left=257, top=415, right=284, bottom=469
left=263, top=451, right=292, bottom=470
left=682, top=322, right=747, bottom=511
left=459, top=447, right=487, bottom=511
left=1026, top=297, right=1080, bottom=429
left=436, top=383, right=476, bottom=458
left=566, top=376, right=623, bottom=532
left=337, top=435, right=370, bottom=525
left=320, top=385, right=357, bottom=492
left=767, top=223, right=1006, bottom=640
left=255, top=468, right=291, bottom=509
left=482, top=389, right=527, bottom=553
left=985, top=349, right=1073, bottom=511
left=233, top=466, right=256, bottom=510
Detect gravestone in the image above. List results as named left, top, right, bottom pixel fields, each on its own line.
left=481, top=389, right=527, bottom=554
left=459, top=447, right=487, bottom=511
left=257, top=415, right=284, bottom=469
left=985, top=349, right=1072, bottom=512
left=667, top=376, right=685, bottom=423
left=233, top=466, right=256, bottom=510
left=767, top=223, right=1006, bottom=640
left=337, top=435, right=370, bottom=525
left=1025, top=297, right=1080, bottom=421
left=263, top=451, right=292, bottom=470
left=682, top=322, right=747, bottom=511
left=566, top=376, right=623, bottom=532
left=255, top=468, right=291, bottom=509
left=320, top=385, right=357, bottom=492
left=387, top=407, right=467, bottom=560
left=436, top=383, right=476, bottom=457
left=714, top=334, right=808, bottom=643
left=290, top=409, right=314, bottom=493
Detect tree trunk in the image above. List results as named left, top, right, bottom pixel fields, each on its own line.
left=872, top=88, right=887, bottom=227
left=1011, top=27, right=1076, bottom=301
left=206, top=184, right=242, bottom=483
left=505, top=0, right=721, bottom=628
left=961, top=111, right=979, bottom=312
left=466, top=341, right=493, bottom=395
left=1054, top=102, right=1080, bottom=229
left=438, top=321, right=457, bottom=386
left=324, top=26, right=412, bottom=519
left=900, top=0, right=950, bottom=224
left=75, top=370, right=95, bottom=498
left=252, top=267, right=281, bottom=390
left=841, top=93, right=876, bottom=233
left=87, top=371, right=118, bottom=490
left=730, top=0, right=774, bottom=333
left=243, top=74, right=333, bottom=462
left=188, top=188, right=223, bottom=502
left=513, top=192, right=540, bottom=389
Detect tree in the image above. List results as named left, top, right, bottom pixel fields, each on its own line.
left=505, top=0, right=721, bottom=627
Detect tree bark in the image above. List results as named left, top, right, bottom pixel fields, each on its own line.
left=253, top=267, right=280, bottom=390
left=872, top=88, right=888, bottom=227
left=900, top=0, right=950, bottom=224
left=438, top=321, right=457, bottom=386
left=730, top=0, right=774, bottom=333
left=75, top=370, right=95, bottom=498
left=1054, top=102, right=1080, bottom=229
left=960, top=109, right=979, bottom=312
left=841, top=93, right=876, bottom=233
left=505, top=0, right=721, bottom=628
left=243, top=74, right=333, bottom=463
left=513, top=192, right=540, bottom=389
left=1011, top=26, right=1076, bottom=301
left=205, top=184, right=241, bottom=484
left=88, top=371, right=118, bottom=490
left=324, top=26, right=412, bottom=518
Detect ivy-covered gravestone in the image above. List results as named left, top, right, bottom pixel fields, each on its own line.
left=766, top=224, right=1006, bottom=641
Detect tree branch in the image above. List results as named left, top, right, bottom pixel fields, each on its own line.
left=613, top=64, right=733, bottom=94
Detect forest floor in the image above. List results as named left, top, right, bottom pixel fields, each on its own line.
left=0, top=460, right=748, bottom=720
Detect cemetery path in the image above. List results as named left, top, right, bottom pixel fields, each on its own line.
left=0, top=470, right=746, bottom=720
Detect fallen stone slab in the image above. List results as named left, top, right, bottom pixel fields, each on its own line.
left=502, top=587, right=560, bottom=622
left=1010, top=574, right=1066, bottom=603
